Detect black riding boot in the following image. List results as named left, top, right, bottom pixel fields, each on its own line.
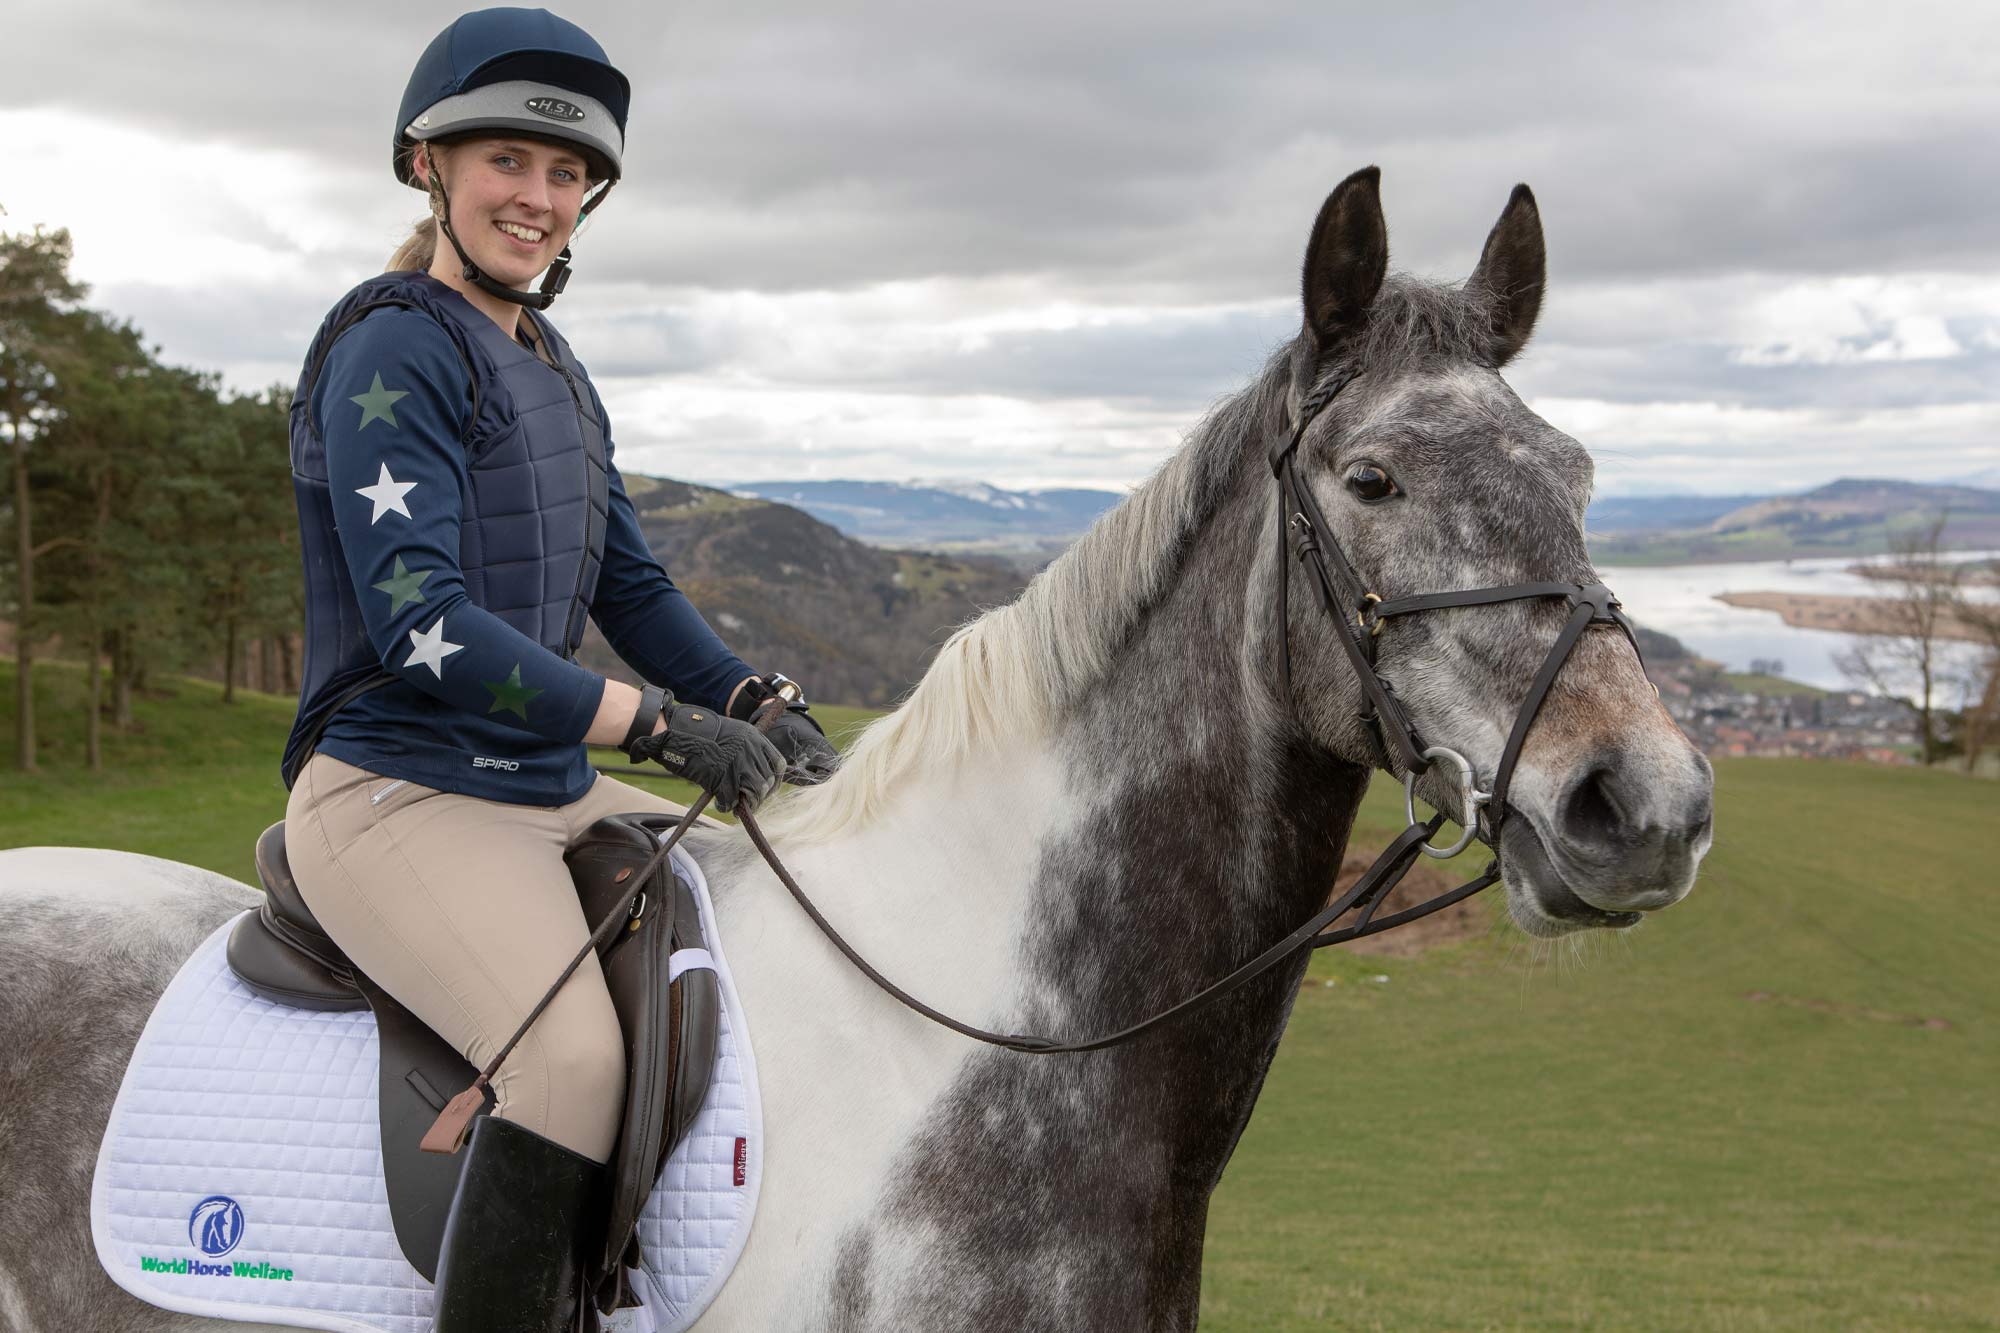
left=431, top=1114, right=603, bottom=1333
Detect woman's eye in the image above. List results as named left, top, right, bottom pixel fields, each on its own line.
left=1347, top=463, right=1399, bottom=503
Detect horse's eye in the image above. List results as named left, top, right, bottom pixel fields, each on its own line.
left=1347, top=463, right=1399, bottom=504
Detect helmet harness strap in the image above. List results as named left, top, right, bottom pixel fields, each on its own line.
left=423, top=145, right=616, bottom=311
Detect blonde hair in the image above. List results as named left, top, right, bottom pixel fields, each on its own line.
left=385, top=142, right=453, bottom=273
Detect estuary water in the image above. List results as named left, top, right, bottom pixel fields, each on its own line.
left=1599, top=551, right=1998, bottom=695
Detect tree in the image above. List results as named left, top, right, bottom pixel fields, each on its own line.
left=0, top=223, right=86, bottom=770
left=34, top=313, right=187, bottom=767
left=178, top=384, right=295, bottom=703
left=1833, top=513, right=1966, bottom=765
left=1952, top=565, right=2000, bottom=774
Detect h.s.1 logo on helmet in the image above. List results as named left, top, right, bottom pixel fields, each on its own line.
left=524, top=96, right=586, bottom=123
left=190, top=1195, right=246, bottom=1257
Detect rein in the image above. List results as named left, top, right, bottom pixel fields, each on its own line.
left=427, top=367, right=1646, bottom=1140
left=717, top=366, right=1643, bottom=1057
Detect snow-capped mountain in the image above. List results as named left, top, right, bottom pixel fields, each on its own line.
left=724, top=478, right=1124, bottom=555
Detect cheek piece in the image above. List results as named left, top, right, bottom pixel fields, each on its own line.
left=429, top=166, right=615, bottom=312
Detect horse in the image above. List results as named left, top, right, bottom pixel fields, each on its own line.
left=0, top=166, right=1713, bottom=1332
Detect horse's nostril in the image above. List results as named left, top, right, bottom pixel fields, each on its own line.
left=1560, top=766, right=1625, bottom=847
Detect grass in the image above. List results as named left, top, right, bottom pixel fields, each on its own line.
left=1207, top=758, right=1999, bottom=1331
left=4, top=663, right=1996, bottom=1328
left=0, top=660, right=881, bottom=882
left=1722, top=671, right=1829, bottom=698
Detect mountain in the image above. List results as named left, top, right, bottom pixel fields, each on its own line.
left=1590, top=478, right=2000, bottom=565
left=573, top=475, right=1029, bottom=706
left=724, top=478, right=1123, bottom=559
left=1586, top=493, right=1770, bottom=533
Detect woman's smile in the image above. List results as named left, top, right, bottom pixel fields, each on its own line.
left=492, top=219, right=549, bottom=253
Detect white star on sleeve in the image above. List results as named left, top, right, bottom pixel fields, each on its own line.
left=404, top=616, right=465, bottom=678
left=356, top=463, right=418, bottom=524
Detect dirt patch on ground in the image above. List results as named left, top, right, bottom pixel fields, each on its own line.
left=1327, top=852, right=1493, bottom=957
left=1743, top=990, right=1955, bottom=1031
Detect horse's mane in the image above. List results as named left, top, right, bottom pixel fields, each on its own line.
left=759, top=345, right=1298, bottom=841
left=759, top=276, right=1494, bottom=842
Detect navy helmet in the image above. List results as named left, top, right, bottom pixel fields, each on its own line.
left=395, top=7, right=630, bottom=186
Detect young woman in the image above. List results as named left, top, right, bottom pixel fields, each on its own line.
left=279, top=9, right=836, bottom=1329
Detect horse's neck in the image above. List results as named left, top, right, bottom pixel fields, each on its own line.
left=708, top=488, right=1370, bottom=1329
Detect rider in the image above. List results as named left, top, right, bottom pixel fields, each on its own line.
left=279, top=9, right=837, bottom=1328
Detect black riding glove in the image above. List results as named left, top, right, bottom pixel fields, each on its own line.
left=765, top=704, right=839, bottom=785
left=627, top=702, right=785, bottom=814
left=726, top=673, right=840, bottom=786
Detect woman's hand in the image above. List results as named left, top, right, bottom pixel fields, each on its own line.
left=627, top=703, right=785, bottom=814
left=764, top=705, right=839, bottom=786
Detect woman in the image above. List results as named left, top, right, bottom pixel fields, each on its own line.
left=280, top=9, right=837, bottom=1329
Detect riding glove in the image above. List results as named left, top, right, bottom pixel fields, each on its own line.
left=627, top=702, right=785, bottom=814
left=764, top=704, right=839, bottom=785
left=725, top=673, right=839, bottom=786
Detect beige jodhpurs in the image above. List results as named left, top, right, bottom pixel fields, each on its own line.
left=285, top=752, right=685, bottom=1163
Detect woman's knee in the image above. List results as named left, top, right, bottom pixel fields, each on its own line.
left=499, top=1018, right=626, bottom=1161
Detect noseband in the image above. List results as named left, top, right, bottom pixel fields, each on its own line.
left=538, top=370, right=1652, bottom=1060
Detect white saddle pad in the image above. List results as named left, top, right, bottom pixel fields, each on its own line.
left=91, top=844, right=761, bottom=1333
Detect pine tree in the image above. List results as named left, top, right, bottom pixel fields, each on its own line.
left=0, top=223, right=87, bottom=771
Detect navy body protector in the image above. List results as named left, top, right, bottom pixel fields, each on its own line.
left=282, top=272, right=611, bottom=787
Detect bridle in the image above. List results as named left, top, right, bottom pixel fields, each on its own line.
left=1269, top=366, right=1647, bottom=857
left=725, top=364, right=1648, bottom=1053
left=457, top=365, right=1652, bottom=1107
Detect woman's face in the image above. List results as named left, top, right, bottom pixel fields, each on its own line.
left=421, top=137, right=593, bottom=288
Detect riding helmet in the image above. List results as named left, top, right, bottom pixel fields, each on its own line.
left=395, top=7, right=630, bottom=187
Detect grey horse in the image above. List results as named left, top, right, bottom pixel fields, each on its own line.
left=0, top=167, right=1712, bottom=1331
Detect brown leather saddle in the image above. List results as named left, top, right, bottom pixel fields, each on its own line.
left=226, top=813, right=720, bottom=1313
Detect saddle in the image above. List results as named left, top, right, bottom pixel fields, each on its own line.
left=225, top=814, right=721, bottom=1316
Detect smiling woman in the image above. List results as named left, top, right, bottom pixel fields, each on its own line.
left=267, top=7, right=837, bottom=1331
left=385, top=137, right=599, bottom=284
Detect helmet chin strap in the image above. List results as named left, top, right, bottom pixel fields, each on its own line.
left=428, top=169, right=615, bottom=311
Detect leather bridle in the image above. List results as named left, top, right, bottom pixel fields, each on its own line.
left=1270, top=366, right=1647, bottom=854
left=724, top=365, right=1650, bottom=1054
left=456, top=366, right=1654, bottom=1099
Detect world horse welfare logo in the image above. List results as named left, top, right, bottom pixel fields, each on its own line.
left=192, top=1195, right=244, bottom=1256
left=134, top=1195, right=295, bottom=1282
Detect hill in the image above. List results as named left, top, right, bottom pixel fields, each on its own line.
left=1592, top=477, right=2000, bottom=564
left=723, top=478, right=1122, bottom=561
left=583, top=475, right=1028, bottom=706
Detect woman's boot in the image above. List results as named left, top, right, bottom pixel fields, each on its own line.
left=431, top=1114, right=603, bottom=1332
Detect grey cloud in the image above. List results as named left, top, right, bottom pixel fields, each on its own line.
left=9, top=0, right=1997, bottom=300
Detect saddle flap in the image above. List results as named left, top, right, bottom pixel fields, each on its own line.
left=357, top=971, right=493, bottom=1284
left=565, top=813, right=722, bottom=1305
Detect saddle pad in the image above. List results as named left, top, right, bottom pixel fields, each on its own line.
left=91, top=845, right=762, bottom=1333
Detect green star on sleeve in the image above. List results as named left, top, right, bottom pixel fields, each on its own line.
left=482, top=664, right=545, bottom=719
left=350, top=372, right=411, bottom=431
left=370, top=556, right=433, bottom=614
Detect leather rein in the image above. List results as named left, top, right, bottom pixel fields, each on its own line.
left=723, top=365, right=1646, bottom=1055
left=436, top=364, right=1649, bottom=1136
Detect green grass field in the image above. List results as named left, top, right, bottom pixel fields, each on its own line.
left=3, top=662, right=1995, bottom=1329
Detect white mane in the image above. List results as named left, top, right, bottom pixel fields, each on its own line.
left=761, top=353, right=1291, bottom=842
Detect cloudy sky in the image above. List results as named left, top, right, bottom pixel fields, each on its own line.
left=4, top=0, right=1996, bottom=495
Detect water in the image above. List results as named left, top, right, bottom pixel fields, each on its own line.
left=1602, top=551, right=1997, bottom=697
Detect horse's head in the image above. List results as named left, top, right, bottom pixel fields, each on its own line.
left=1277, top=167, right=1713, bottom=937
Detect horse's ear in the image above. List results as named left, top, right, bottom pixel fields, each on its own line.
left=1301, top=166, right=1387, bottom=350
left=1467, top=183, right=1545, bottom=367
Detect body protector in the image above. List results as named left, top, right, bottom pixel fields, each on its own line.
left=283, top=271, right=740, bottom=802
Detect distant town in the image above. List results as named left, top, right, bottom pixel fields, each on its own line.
left=1645, top=651, right=1918, bottom=763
